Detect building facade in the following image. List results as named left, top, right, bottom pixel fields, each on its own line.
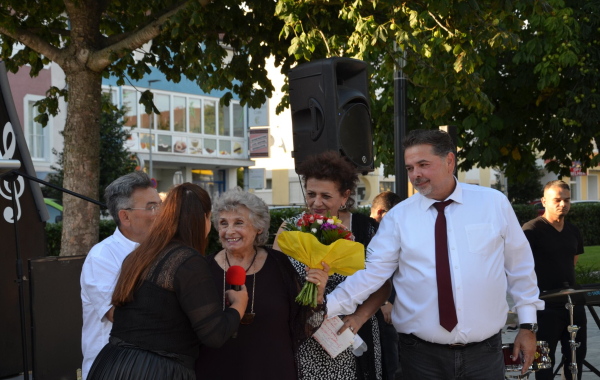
left=8, top=63, right=254, bottom=198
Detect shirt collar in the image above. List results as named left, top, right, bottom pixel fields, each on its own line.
left=113, top=227, right=139, bottom=251
left=419, top=177, right=464, bottom=211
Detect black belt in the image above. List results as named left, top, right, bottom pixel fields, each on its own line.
left=406, top=331, right=501, bottom=349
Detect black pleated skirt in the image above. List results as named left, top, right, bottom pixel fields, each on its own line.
left=88, top=338, right=195, bottom=380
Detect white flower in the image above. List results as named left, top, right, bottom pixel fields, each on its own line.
left=327, top=219, right=334, bottom=225
left=317, top=219, right=323, bottom=225
left=311, top=228, right=317, bottom=233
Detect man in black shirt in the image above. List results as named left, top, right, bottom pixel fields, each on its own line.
left=522, top=180, right=586, bottom=380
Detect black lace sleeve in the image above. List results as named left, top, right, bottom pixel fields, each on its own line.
left=266, top=247, right=326, bottom=354
left=174, top=253, right=240, bottom=348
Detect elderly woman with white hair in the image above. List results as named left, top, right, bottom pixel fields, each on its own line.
left=195, top=188, right=329, bottom=380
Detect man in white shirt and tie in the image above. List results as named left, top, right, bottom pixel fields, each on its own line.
left=80, top=172, right=161, bottom=379
left=328, top=129, right=544, bottom=379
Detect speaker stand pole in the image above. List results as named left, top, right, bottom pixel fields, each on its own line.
left=394, top=42, right=409, bottom=201
left=5, top=172, right=30, bottom=380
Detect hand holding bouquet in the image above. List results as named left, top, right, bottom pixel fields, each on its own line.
left=278, top=213, right=365, bottom=307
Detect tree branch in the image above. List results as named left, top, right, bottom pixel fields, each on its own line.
left=305, top=13, right=332, bottom=57
left=428, top=11, right=455, bottom=37
left=0, top=25, right=64, bottom=64
left=89, top=0, right=211, bottom=72
left=28, top=28, right=71, bottom=37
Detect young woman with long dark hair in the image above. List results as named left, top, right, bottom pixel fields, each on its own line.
left=88, top=183, right=247, bottom=380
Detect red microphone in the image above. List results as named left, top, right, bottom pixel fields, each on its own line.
left=226, top=265, right=246, bottom=291
left=226, top=266, right=246, bottom=339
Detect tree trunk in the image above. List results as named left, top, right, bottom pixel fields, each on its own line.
left=59, top=68, right=102, bottom=256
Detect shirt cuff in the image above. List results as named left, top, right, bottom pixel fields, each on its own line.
left=516, top=304, right=539, bottom=324
left=325, top=293, right=341, bottom=318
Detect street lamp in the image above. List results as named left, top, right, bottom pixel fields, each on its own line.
left=147, top=79, right=160, bottom=180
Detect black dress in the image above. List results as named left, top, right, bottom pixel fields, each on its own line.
left=195, top=247, right=326, bottom=380
left=88, top=243, right=240, bottom=380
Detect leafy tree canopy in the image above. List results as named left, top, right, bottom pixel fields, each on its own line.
left=0, top=0, right=295, bottom=255
left=276, top=0, right=599, bottom=179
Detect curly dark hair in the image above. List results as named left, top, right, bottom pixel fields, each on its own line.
left=296, top=151, right=359, bottom=209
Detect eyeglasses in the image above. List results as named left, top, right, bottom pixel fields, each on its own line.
left=123, top=204, right=162, bottom=214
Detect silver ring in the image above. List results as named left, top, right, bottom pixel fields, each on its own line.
left=350, top=326, right=354, bottom=332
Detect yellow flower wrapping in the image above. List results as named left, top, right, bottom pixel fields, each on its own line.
left=277, top=231, right=365, bottom=276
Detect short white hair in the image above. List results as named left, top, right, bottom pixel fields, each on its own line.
left=212, top=188, right=270, bottom=246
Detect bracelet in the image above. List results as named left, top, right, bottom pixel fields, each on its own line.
left=383, top=301, right=389, bottom=306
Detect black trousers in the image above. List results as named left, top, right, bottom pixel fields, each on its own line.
left=398, top=332, right=504, bottom=380
left=535, top=305, right=587, bottom=380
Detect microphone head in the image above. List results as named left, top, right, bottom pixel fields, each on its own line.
left=226, top=265, right=246, bottom=286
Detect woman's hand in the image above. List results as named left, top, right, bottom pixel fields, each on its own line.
left=337, top=313, right=368, bottom=336
left=306, top=261, right=330, bottom=304
left=225, top=285, right=249, bottom=319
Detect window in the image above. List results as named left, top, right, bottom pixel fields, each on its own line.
left=24, top=96, right=49, bottom=160
left=102, top=87, right=118, bottom=105
left=173, top=96, right=186, bottom=132
left=356, top=185, right=366, bottom=201
left=379, top=182, right=395, bottom=193
left=266, top=179, right=272, bottom=189
left=155, top=94, right=170, bottom=131
left=204, top=100, right=216, bottom=135
left=123, top=89, right=138, bottom=128
left=189, top=98, right=202, bottom=133
left=588, top=175, right=599, bottom=200
left=570, top=177, right=581, bottom=201
left=233, top=103, right=244, bottom=137
left=219, top=103, right=230, bottom=136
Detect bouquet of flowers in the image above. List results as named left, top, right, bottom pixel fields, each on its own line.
left=278, top=213, right=365, bottom=307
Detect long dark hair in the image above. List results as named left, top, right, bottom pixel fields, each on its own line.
left=112, top=183, right=212, bottom=307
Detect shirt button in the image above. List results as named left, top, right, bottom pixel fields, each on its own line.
left=457, top=286, right=460, bottom=290
left=455, top=266, right=458, bottom=269
left=451, top=247, right=455, bottom=250
left=448, top=229, right=452, bottom=232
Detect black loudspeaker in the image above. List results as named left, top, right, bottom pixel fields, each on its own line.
left=29, top=256, right=85, bottom=380
left=289, top=57, right=374, bottom=173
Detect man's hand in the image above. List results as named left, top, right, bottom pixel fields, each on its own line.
left=380, top=302, right=393, bottom=324
left=513, top=329, right=536, bottom=375
left=337, top=313, right=368, bottom=335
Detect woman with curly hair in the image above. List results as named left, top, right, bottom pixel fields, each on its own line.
left=274, top=151, right=391, bottom=380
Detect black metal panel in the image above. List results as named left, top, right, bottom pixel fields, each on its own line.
left=0, top=61, right=48, bottom=378
left=29, top=256, right=85, bottom=380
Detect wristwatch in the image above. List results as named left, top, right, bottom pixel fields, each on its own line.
left=519, top=323, right=538, bottom=334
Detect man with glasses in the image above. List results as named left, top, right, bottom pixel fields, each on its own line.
left=80, top=172, right=161, bottom=379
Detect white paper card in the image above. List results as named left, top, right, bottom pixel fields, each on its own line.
left=313, top=316, right=356, bottom=359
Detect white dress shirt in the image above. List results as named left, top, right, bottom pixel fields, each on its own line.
left=327, top=181, right=544, bottom=344
left=81, top=228, right=138, bottom=379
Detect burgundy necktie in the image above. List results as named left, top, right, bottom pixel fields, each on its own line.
left=433, top=200, right=458, bottom=332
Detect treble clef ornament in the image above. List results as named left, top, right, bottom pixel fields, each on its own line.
left=0, top=121, right=24, bottom=223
